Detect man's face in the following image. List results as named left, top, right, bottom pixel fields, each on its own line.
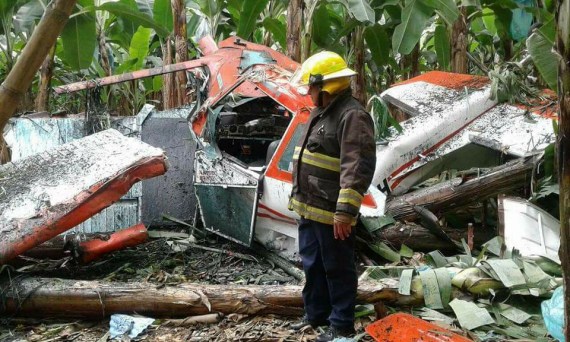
left=308, top=84, right=320, bottom=106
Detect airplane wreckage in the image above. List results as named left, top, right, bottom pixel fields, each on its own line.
left=0, top=36, right=559, bottom=265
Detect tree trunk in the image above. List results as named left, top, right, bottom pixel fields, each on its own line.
left=399, top=45, right=419, bottom=81
left=34, top=44, right=56, bottom=113
left=301, top=3, right=313, bottom=62
left=385, top=156, right=538, bottom=221
left=373, top=222, right=496, bottom=251
left=0, top=0, right=77, bottom=134
left=0, top=135, right=10, bottom=164
left=98, top=29, right=112, bottom=77
left=173, top=0, right=188, bottom=106
left=410, top=44, right=420, bottom=78
left=451, top=7, right=468, bottom=74
left=502, top=38, right=513, bottom=61
left=286, top=0, right=303, bottom=62
left=351, top=26, right=367, bottom=105
left=161, top=38, right=176, bottom=110
left=0, top=278, right=424, bottom=319
left=556, top=1, right=570, bottom=341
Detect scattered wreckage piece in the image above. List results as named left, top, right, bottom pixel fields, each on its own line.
left=378, top=71, right=556, bottom=195
left=384, top=155, right=539, bottom=222
left=0, top=129, right=166, bottom=264
left=498, top=196, right=561, bottom=263
left=79, top=223, right=148, bottom=263
left=365, top=313, right=472, bottom=342
left=4, top=105, right=196, bottom=231
left=0, top=278, right=423, bottom=319
left=19, top=224, right=148, bottom=263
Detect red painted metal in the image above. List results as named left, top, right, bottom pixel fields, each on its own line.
left=217, top=36, right=298, bottom=72
left=0, top=130, right=167, bottom=264
left=79, top=223, right=148, bottom=263
left=365, top=313, right=472, bottom=342
left=0, top=158, right=165, bottom=264
left=198, top=35, right=219, bottom=55
left=396, top=71, right=489, bottom=90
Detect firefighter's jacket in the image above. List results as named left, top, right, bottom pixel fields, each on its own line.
left=289, top=89, right=376, bottom=226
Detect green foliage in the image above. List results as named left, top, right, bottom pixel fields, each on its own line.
left=312, top=4, right=332, bottom=47
left=364, top=24, right=390, bottom=67
left=153, top=0, right=173, bottom=32
left=488, top=63, right=538, bottom=104
left=195, top=0, right=223, bottom=18
left=527, top=18, right=559, bottom=91
left=424, top=0, right=460, bottom=26
left=61, top=14, right=97, bottom=70
left=237, top=0, right=269, bottom=39
left=128, top=26, right=153, bottom=70
left=368, top=95, right=403, bottom=140
left=434, top=24, right=450, bottom=70
left=344, top=0, right=375, bottom=24
left=13, top=0, right=44, bottom=34
left=392, top=0, right=433, bottom=55
left=0, top=0, right=561, bottom=119
left=262, top=17, right=286, bottom=48
left=92, top=1, right=170, bottom=37
left=135, top=0, right=154, bottom=18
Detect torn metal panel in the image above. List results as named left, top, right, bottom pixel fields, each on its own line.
left=3, top=114, right=143, bottom=233
left=0, top=129, right=166, bottom=263
left=379, top=72, right=556, bottom=194
left=378, top=79, right=496, bottom=194
left=2, top=104, right=195, bottom=231
left=195, top=185, right=258, bottom=246
left=140, top=107, right=197, bottom=226
left=194, top=150, right=258, bottom=186
left=194, top=150, right=259, bottom=245
left=498, top=196, right=560, bottom=263
left=467, top=103, right=555, bottom=156
left=80, top=223, right=148, bottom=263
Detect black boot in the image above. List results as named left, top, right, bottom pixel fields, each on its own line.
left=316, top=325, right=356, bottom=342
left=290, top=315, right=328, bottom=331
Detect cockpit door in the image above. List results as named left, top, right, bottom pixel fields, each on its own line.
left=194, top=150, right=259, bottom=246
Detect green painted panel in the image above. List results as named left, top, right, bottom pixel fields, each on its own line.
left=195, top=184, right=257, bottom=245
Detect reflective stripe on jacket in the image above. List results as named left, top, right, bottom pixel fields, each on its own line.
left=288, top=89, right=376, bottom=225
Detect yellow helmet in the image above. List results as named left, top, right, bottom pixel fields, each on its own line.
left=293, top=51, right=356, bottom=95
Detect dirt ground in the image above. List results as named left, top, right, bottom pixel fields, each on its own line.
left=0, top=233, right=377, bottom=342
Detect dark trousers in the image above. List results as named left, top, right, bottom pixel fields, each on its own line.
left=298, top=217, right=357, bottom=329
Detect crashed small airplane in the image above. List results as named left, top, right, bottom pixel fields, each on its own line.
left=54, top=36, right=556, bottom=260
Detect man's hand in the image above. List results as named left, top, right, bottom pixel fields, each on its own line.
left=333, top=212, right=353, bottom=240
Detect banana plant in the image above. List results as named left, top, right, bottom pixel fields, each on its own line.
left=0, top=0, right=42, bottom=79
left=259, top=0, right=288, bottom=48
left=527, top=9, right=559, bottom=91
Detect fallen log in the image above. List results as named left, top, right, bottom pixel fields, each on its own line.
left=0, top=277, right=423, bottom=318
left=374, top=222, right=495, bottom=251
left=385, top=156, right=538, bottom=221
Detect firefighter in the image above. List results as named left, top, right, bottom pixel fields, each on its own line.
left=288, top=51, right=376, bottom=341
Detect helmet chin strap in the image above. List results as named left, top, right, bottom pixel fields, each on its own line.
left=317, top=83, right=325, bottom=107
